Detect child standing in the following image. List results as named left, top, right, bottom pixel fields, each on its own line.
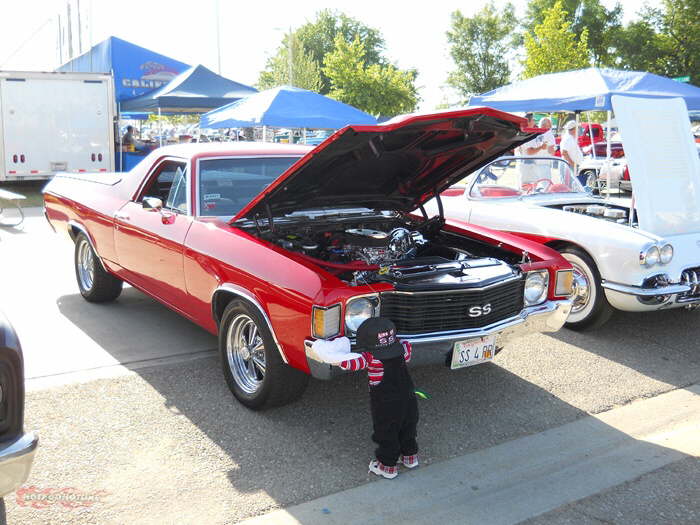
left=312, top=317, right=419, bottom=479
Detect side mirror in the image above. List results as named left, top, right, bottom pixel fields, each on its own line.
left=143, top=197, right=163, bottom=211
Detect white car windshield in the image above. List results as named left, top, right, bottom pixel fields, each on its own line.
left=469, top=157, right=584, bottom=198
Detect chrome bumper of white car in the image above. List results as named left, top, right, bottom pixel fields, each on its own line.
left=602, top=281, right=691, bottom=297
left=304, top=300, right=572, bottom=380
left=602, top=279, right=700, bottom=312
left=0, top=432, right=38, bottom=497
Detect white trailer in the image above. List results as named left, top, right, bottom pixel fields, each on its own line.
left=0, top=71, right=116, bottom=181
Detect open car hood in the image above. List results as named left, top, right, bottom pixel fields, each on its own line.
left=232, top=108, right=540, bottom=222
left=612, top=95, right=700, bottom=237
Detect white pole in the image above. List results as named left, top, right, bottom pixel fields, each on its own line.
left=586, top=112, right=596, bottom=160
left=118, top=101, right=122, bottom=171
left=606, top=109, right=612, bottom=195
left=158, top=107, right=163, bottom=147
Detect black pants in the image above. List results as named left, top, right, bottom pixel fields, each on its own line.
left=369, top=357, right=419, bottom=466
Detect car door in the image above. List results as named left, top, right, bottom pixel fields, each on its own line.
left=113, top=158, right=193, bottom=309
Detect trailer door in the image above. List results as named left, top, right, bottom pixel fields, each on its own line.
left=1, top=75, right=113, bottom=179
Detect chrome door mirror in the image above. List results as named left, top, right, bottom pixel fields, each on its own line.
left=142, top=197, right=163, bottom=211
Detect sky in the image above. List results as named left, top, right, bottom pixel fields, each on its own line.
left=1, top=0, right=648, bottom=111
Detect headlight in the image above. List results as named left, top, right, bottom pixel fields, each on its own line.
left=640, top=245, right=660, bottom=267
left=659, top=244, right=673, bottom=264
left=312, top=304, right=341, bottom=339
left=345, top=297, right=379, bottom=334
left=524, top=270, right=549, bottom=306
left=555, top=269, right=574, bottom=296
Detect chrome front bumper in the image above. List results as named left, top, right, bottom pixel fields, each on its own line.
left=0, top=432, right=38, bottom=497
left=304, top=300, right=572, bottom=380
left=602, top=279, right=700, bottom=312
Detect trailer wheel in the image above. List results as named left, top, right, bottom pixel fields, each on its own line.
left=74, top=233, right=123, bottom=302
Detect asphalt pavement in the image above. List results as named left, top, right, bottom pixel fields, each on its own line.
left=1, top=209, right=699, bottom=524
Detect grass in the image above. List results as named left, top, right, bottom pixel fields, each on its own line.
left=0, top=181, right=46, bottom=207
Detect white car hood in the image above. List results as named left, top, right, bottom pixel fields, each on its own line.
left=612, top=95, right=700, bottom=237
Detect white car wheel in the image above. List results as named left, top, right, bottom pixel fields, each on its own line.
left=563, top=252, right=596, bottom=323
left=560, top=248, right=614, bottom=330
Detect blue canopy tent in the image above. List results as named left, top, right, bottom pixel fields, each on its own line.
left=469, top=68, right=700, bottom=112
left=120, top=64, right=258, bottom=114
left=200, top=86, right=377, bottom=132
left=57, top=36, right=190, bottom=102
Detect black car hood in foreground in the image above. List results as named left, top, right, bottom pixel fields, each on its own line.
left=232, top=108, right=540, bottom=222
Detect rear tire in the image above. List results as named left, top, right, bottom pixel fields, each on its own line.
left=219, top=300, right=309, bottom=410
left=74, top=233, right=123, bottom=302
left=559, top=247, right=614, bottom=331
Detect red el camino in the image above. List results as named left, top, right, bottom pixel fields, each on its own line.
left=44, top=109, right=573, bottom=409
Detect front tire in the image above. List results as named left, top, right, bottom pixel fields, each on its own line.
left=74, top=233, right=123, bottom=302
left=219, top=300, right=309, bottom=410
left=559, top=247, right=614, bottom=331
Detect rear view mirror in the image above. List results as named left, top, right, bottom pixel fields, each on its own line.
left=143, top=197, right=163, bottom=211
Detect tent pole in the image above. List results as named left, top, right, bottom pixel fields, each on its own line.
left=586, top=112, right=596, bottom=160
left=606, top=109, right=612, bottom=196
left=158, top=108, right=162, bottom=147
left=118, top=101, right=122, bottom=172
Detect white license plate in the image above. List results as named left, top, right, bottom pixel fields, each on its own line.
left=451, top=336, right=496, bottom=370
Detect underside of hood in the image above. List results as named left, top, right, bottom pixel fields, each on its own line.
left=232, top=108, right=539, bottom=222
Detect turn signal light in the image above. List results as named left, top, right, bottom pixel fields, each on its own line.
left=555, top=269, right=574, bottom=297
left=312, top=304, right=341, bottom=339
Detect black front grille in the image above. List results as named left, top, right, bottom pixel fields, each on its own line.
left=380, top=278, right=525, bottom=335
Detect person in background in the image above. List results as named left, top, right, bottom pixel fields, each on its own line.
left=539, top=117, right=557, bottom=155
left=122, top=125, right=136, bottom=147
left=517, top=113, right=548, bottom=184
left=560, top=120, right=585, bottom=184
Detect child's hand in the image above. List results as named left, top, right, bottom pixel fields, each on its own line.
left=311, top=337, right=362, bottom=364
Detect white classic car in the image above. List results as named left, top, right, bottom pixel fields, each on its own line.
left=425, top=155, right=700, bottom=330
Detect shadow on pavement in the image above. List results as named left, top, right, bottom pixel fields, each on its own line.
left=549, top=308, right=700, bottom=388
left=46, top=290, right=697, bottom=522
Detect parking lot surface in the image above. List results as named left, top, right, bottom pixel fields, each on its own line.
left=1, top=210, right=699, bottom=524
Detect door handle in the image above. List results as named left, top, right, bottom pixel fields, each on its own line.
left=114, top=211, right=130, bottom=221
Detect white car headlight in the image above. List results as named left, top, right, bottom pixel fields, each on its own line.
left=345, top=297, right=379, bottom=334
left=640, top=245, right=660, bottom=267
left=524, top=270, right=549, bottom=306
left=659, top=244, right=673, bottom=264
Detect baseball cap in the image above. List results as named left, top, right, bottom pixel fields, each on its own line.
left=355, top=317, right=404, bottom=360
left=564, top=120, right=577, bottom=131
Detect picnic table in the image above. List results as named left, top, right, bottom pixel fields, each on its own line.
left=0, top=188, right=26, bottom=227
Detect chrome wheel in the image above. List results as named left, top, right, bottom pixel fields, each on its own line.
left=570, top=263, right=591, bottom=314
left=77, top=239, right=96, bottom=291
left=226, top=314, right=266, bottom=395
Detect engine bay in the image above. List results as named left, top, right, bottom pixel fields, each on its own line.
left=549, top=203, right=635, bottom=225
left=251, top=215, right=521, bottom=290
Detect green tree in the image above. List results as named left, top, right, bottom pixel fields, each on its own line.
left=257, top=33, right=322, bottom=92
left=614, top=0, right=700, bottom=84
left=323, top=35, right=419, bottom=117
left=258, top=10, right=385, bottom=94
left=523, top=0, right=591, bottom=78
left=446, top=3, right=517, bottom=100
left=525, top=0, right=622, bottom=66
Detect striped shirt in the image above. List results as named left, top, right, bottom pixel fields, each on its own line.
left=339, top=341, right=412, bottom=386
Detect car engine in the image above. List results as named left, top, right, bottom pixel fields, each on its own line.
left=263, top=220, right=519, bottom=289
left=557, top=204, right=631, bottom=224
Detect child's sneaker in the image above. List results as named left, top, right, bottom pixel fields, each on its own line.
left=368, top=459, right=398, bottom=479
left=399, top=454, right=419, bottom=469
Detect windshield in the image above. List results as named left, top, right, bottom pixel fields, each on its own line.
left=199, top=157, right=299, bottom=216
left=469, top=157, right=584, bottom=198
